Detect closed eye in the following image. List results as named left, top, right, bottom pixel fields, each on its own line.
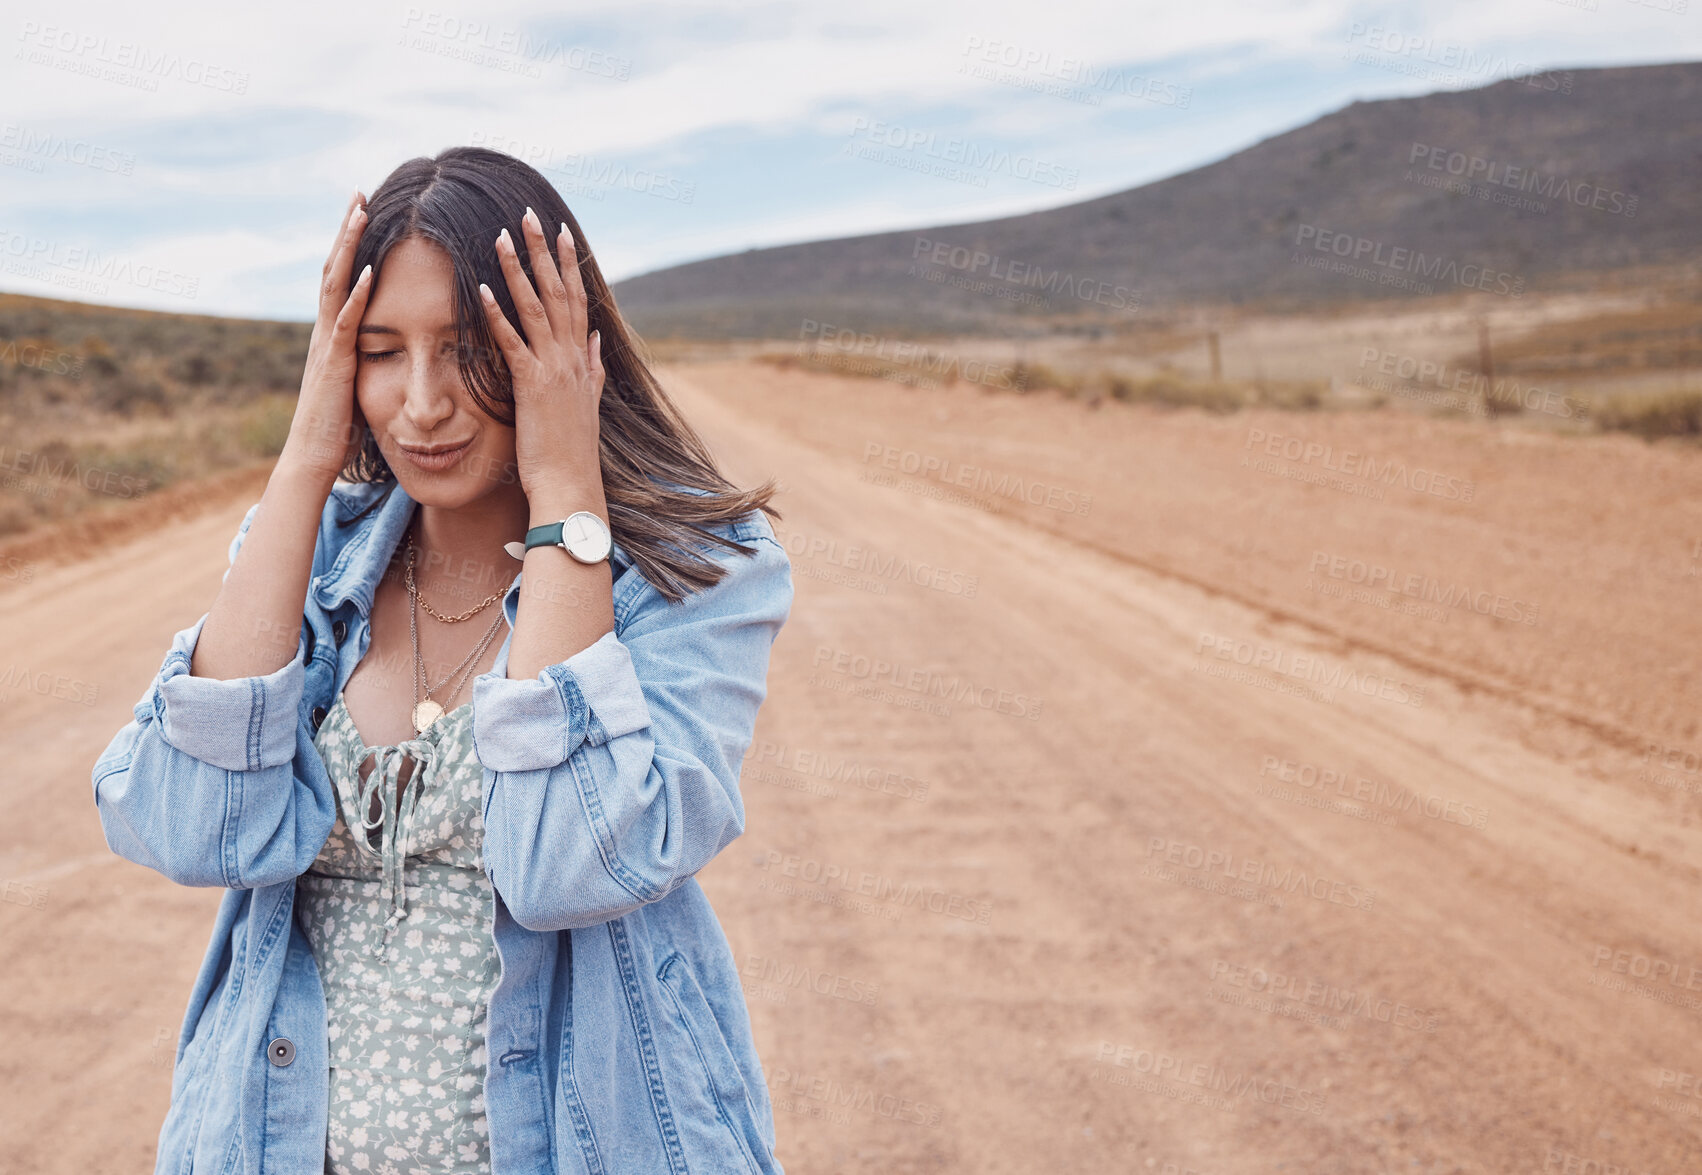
left=359, top=343, right=461, bottom=364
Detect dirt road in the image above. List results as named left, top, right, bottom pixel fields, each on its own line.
left=2, top=358, right=1699, bottom=1173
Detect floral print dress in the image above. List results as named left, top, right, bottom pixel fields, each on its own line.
left=294, top=693, right=500, bottom=1175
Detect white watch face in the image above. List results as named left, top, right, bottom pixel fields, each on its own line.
left=561, top=511, right=612, bottom=563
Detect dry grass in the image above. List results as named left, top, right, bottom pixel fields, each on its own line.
left=3, top=281, right=1700, bottom=547
left=1585, top=387, right=1702, bottom=440
left=0, top=293, right=309, bottom=537
left=1011, top=359, right=1325, bottom=412
left=1457, top=301, right=1702, bottom=379
left=753, top=348, right=1326, bottom=411
left=755, top=349, right=1004, bottom=391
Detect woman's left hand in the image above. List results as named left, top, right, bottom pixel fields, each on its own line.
left=480, top=206, right=605, bottom=500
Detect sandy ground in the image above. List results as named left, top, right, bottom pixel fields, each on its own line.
left=772, top=282, right=1699, bottom=408
left=2, top=357, right=1701, bottom=1173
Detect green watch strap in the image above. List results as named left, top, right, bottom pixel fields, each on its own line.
left=522, top=521, right=566, bottom=550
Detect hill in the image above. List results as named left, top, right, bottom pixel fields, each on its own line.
left=610, top=63, right=1702, bottom=337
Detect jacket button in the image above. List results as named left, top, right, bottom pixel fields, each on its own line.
left=310, top=706, right=327, bottom=732
left=332, top=619, right=347, bottom=643
left=268, top=1037, right=295, bottom=1066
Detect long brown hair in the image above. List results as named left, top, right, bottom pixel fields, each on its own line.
left=339, top=146, right=779, bottom=604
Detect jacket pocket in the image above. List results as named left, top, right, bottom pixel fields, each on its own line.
left=171, top=941, right=238, bottom=1104
left=656, top=951, right=777, bottom=1174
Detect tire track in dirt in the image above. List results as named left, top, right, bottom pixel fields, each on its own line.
left=2, top=362, right=1699, bottom=1173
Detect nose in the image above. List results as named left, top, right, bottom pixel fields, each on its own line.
left=401, top=350, right=458, bottom=432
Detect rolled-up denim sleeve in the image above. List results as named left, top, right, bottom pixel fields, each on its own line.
left=473, top=528, right=793, bottom=932
left=150, top=609, right=305, bottom=772
left=91, top=499, right=333, bottom=889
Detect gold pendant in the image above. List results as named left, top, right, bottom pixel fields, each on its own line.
left=412, top=699, right=444, bottom=733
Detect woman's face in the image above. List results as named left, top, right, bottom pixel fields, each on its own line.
left=355, top=235, right=518, bottom=506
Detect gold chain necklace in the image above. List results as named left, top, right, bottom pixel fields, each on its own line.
left=404, top=534, right=507, bottom=732
left=404, top=536, right=509, bottom=622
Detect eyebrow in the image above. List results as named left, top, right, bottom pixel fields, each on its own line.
left=357, top=323, right=459, bottom=337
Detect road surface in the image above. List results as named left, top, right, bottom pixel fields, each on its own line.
left=2, top=358, right=1698, bottom=1173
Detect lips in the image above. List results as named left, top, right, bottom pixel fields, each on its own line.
left=398, top=437, right=474, bottom=471
left=399, top=438, right=474, bottom=456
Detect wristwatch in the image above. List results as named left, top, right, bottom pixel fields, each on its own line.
left=503, top=511, right=612, bottom=564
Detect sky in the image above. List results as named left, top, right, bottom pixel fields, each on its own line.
left=2, top=0, right=1698, bottom=321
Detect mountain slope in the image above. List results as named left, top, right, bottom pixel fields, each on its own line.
left=612, top=63, right=1702, bottom=336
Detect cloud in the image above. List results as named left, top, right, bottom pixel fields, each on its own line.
left=0, top=0, right=1695, bottom=315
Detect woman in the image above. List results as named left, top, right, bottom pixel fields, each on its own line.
left=91, top=147, right=794, bottom=1174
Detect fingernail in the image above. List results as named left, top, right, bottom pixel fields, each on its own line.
left=359, top=264, right=372, bottom=283
left=499, top=228, right=510, bottom=247
left=478, top=283, right=494, bottom=304
left=524, top=206, right=538, bottom=226
left=560, top=222, right=571, bottom=240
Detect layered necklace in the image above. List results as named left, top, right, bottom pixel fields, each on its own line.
left=404, top=526, right=509, bottom=733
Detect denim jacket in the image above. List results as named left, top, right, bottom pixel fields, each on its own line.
left=91, top=476, right=794, bottom=1175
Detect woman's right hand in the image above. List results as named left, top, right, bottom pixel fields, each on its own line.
left=279, top=189, right=376, bottom=489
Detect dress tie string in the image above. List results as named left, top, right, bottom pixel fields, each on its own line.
left=349, top=735, right=440, bottom=957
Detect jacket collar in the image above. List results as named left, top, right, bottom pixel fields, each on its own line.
left=311, top=480, right=629, bottom=620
